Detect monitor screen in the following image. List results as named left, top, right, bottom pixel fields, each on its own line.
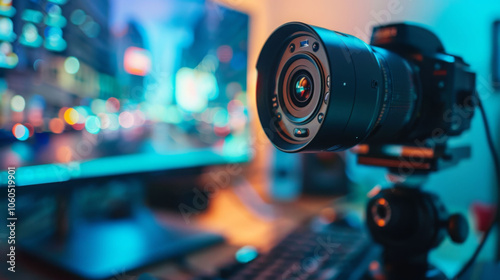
left=0, top=0, right=250, bottom=186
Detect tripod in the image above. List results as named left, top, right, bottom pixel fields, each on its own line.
left=353, top=143, right=471, bottom=280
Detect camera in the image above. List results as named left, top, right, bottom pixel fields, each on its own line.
left=256, top=22, right=476, bottom=152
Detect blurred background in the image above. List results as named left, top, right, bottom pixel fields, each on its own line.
left=0, top=0, right=499, bottom=279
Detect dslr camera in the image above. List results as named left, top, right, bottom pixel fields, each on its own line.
left=256, top=22, right=476, bottom=152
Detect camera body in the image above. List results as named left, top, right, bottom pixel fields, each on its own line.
left=369, top=24, right=476, bottom=142
left=256, top=22, right=476, bottom=152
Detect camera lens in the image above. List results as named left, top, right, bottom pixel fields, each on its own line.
left=291, top=72, right=313, bottom=106
left=256, top=22, right=418, bottom=152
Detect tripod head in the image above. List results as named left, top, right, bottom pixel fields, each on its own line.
left=353, top=143, right=471, bottom=280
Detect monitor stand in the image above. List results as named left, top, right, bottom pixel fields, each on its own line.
left=19, top=184, right=223, bottom=280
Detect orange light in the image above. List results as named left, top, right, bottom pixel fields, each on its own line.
left=377, top=219, right=386, bottom=227
left=56, top=146, right=72, bottom=163
left=378, top=198, right=387, bottom=206
left=49, top=118, right=65, bottom=134
left=124, top=47, right=151, bottom=76
left=358, top=157, right=431, bottom=169
left=319, top=208, right=337, bottom=224
left=63, top=108, right=79, bottom=125
left=369, top=260, right=380, bottom=271
left=58, top=107, right=68, bottom=119
left=351, top=144, right=369, bottom=154
left=401, top=146, right=434, bottom=158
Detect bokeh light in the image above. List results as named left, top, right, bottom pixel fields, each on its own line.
left=91, top=99, right=106, bottom=114
left=70, top=9, right=86, bottom=25
left=107, top=113, right=120, bottom=130
left=64, top=56, right=80, bottom=74
left=33, top=59, right=43, bottom=71
left=72, top=122, right=85, bottom=130
left=24, top=123, right=34, bottom=137
left=85, top=115, right=101, bottom=134
left=49, top=118, right=65, bottom=134
left=10, top=95, right=25, bottom=112
left=56, top=146, right=72, bottom=163
left=133, top=110, right=146, bottom=126
left=12, top=123, right=29, bottom=141
left=105, top=97, right=120, bottom=113
left=217, top=45, right=233, bottom=63
left=63, top=108, right=79, bottom=125
left=118, top=111, right=134, bottom=128
left=213, top=108, right=229, bottom=127
left=98, top=113, right=109, bottom=129
left=27, top=109, right=43, bottom=127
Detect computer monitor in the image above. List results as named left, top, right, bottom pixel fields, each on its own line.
left=0, top=1, right=249, bottom=278
left=0, top=0, right=250, bottom=186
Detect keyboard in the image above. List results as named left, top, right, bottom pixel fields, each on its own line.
left=200, top=219, right=379, bottom=280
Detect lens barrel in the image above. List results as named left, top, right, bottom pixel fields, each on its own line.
left=256, top=22, right=417, bottom=152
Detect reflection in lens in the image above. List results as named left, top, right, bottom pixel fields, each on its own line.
left=295, top=75, right=311, bottom=102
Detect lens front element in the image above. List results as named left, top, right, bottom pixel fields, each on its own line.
left=292, top=72, right=313, bottom=106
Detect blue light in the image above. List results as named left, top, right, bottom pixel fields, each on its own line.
left=85, top=116, right=101, bottom=134
left=235, top=246, right=258, bottom=264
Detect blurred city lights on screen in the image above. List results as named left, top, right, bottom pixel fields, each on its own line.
left=0, top=0, right=14, bottom=18
left=45, top=4, right=67, bottom=28
left=20, top=23, right=42, bottom=47
left=199, top=54, right=219, bottom=72
left=24, top=123, right=34, bottom=137
left=91, top=99, right=106, bottom=114
left=28, top=109, right=43, bottom=127
left=72, top=122, right=85, bottom=131
left=105, top=97, right=120, bottom=113
left=85, top=116, right=101, bottom=134
left=98, top=113, right=109, bottom=129
left=63, top=108, right=79, bottom=125
left=217, top=45, right=233, bottom=63
left=12, top=123, right=29, bottom=141
left=49, top=118, right=65, bottom=134
left=213, top=108, right=230, bottom=127
left=58, top=106, right=68, bottom=119
left=133, top=110, right=146, bottom=126
left=107, top=114, right=120, bottom=130
left=231, top=52, right=246, bottom=71
left=70, top=9, right=86, bottom=25
left=22, top=9, right=43, bottom=24
left=0, top=17, right=14, bottom=42
left=64, top=56, right=80, bottom=74
left=10, top=95, right=25, bottom=112
left=29, top=94, right=46, bottom=109
left=175, top=67, right=218, bottom=112
left=162, top=105, right=181, bottom=124
left=0, top=0, right=12, bottom=8
left=0, top=41, right=18, bottom=68
left=123, top=47, right=151, bottom=76
left=44, top=27, right=67, bottom=52
left=81, top=20, right=100, bottom=38
left=118, top=111, right=134, bottom=128
left=235, top=246, right=258, bottom=263
left=56, top=146, right=72, bottom=163
left=48, top=0, right=68, bottom=4
left=0, top=0, right=13, bottom=15
left=33, top=59, right=43, bottom=71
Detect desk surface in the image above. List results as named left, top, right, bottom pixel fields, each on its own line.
left=7, top=187, right=339, bottom=280
left=5, top=183, right=495, bottom=280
